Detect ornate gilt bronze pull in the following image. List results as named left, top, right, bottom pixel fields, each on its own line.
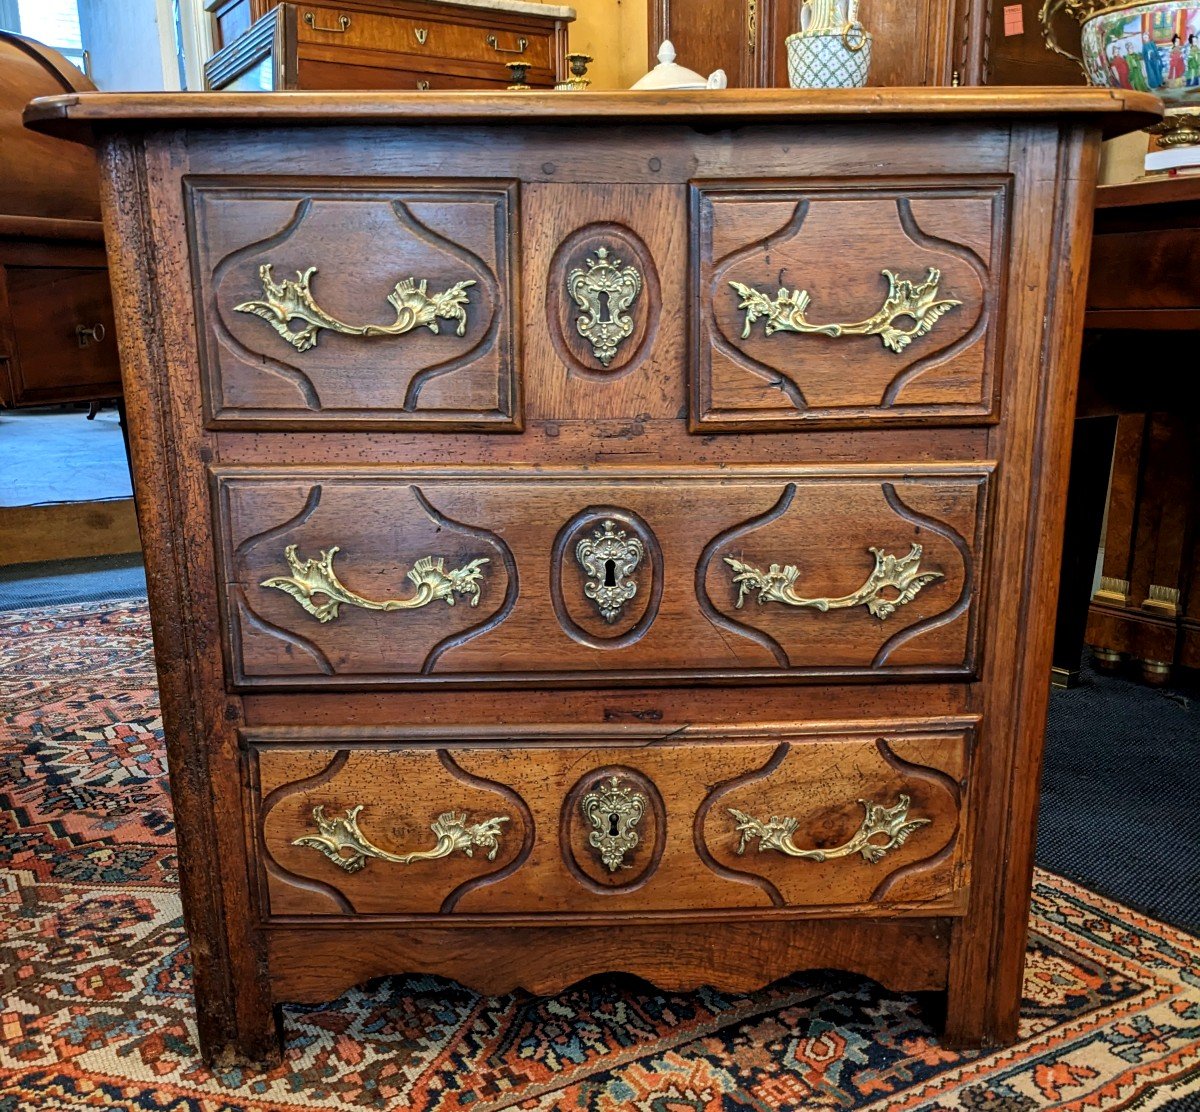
left=234, top=264, right=475, bottom=353
left=293, top=805, right=509, bottom=874
left=568, top=248, right=641, bottom=366
left=729, top=268, right=960, bottom=354
left=723, top=543, right=942, bottom=621
left=582, top=776, right=646, bottom=872
left=262, top=545, right=489, bottom=623
left=729, top=794, right=929, bottom=864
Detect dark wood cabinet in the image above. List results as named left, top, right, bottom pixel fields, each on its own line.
left=205, top=0, right=573, bottom=91
left=649, top=0, right=1085, bottom=88
left=25, top=85, right=1158, bottom=1065
left=0, top=33, right=120, bottom=409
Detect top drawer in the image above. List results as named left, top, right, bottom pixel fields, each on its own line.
left=294, top=4, right=554, bottom=72
left=691, top=181, right=1009, bottom=430
left=186, top=179, right=519, bottom=429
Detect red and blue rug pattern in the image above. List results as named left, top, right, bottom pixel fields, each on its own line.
left=1, top=599, right=1198, bottom=1110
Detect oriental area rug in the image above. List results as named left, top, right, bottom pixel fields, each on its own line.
left=2, top=599, right=1199, bottom=1112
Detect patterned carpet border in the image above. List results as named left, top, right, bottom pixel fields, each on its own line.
left=1, top=598, right=1198, bottom=1111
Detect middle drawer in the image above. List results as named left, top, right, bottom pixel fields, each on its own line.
left=215, top=465, right=990, bottom=687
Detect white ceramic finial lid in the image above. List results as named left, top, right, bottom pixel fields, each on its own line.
left=631, top=39, right=726, bottom=90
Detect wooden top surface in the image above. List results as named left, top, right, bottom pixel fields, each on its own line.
left=1096, top=175, right=1200, bottom=209
left=24, top=87, right=1163, bottom=144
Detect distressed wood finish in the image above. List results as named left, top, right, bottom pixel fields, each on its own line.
left=24, top=88, right=1157, bottom=1064
left=253, top=727, right=970, bottom=917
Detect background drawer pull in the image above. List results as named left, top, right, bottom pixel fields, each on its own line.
left=234, top=263, right=475, bottom=351
left=294, top=805, right=509, bottom=873
left=724, top=543, right=942, bottom=620
left=262, top=545, right=489, bottom=622
left=486, top=33, right=528, bottom=54
left=303, top=10, right=350, bottom=32
left=729, top=794, right=928, bottom=864
left=729, top=267, right=960, bottom=353
left=75, top=322, right=106, bottom=347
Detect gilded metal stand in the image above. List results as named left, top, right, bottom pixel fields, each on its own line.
left=729, top=268, right=960, bottom=354
left=234, top=264, right=476, bottom=352
left=729, top=794, right=928, bottom=864
left=262, top=545, right=489, bottom=623
left=724, top=543, right=942, bottom=620
left=293, top=805, right=509, bottom=874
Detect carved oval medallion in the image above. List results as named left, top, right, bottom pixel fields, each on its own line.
left=561, top=766, right=666, bottom=892
left=550, top=507, right=663, bottom=649
left=547, top=223, right=660, bottom=378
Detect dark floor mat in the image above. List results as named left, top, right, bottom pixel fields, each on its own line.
left=0, top=553, right=147, bottom=610
left=1038, top=652, right=1199, bottom=937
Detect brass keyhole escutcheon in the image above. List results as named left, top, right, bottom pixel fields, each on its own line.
left=576, top=520, right=643, bottom=624
left=582, top=777, right=646, bottom=872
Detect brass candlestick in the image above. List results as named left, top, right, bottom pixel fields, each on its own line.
left=505, top=62, right=531, bottom=90
left=556, top=52, right=593, bottom=91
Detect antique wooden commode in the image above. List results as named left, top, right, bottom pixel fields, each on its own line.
left=26, top=88, right=1158, bottom=1064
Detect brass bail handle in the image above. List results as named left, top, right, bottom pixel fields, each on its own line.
left=303, top=11, right=351, bottom=33
left=1037, top=0, right=1090, bottom=77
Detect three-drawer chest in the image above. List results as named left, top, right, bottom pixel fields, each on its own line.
left=25, top=88, right=1158, bottom=1064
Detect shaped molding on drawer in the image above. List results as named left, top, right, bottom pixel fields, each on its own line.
left=250, top=723, right=969, bottom=918
left=691, top=180, right=1009, bottom=430
left=215, top=465, right=988, bottom=687
left=185, top=180, right=519, bottom=429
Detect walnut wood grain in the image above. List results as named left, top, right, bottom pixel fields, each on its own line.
left=61, top=91, right=1132, bottom=1063
left=267, top=918, right=953, bottom=1004
left=24, top=88, right=1162, bottom=141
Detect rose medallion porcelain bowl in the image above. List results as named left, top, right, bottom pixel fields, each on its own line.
left=1041, top=0, right=1200, bottom=104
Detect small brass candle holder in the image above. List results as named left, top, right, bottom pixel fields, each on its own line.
left=555, top=52, right=593, bottom=91
left=505, top=62, right=531, bottom=90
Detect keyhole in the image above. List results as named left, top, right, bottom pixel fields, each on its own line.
left=608, top=812, right=620, bottom=835
left=597, top=289, right=612, bottom=323
left=604, top=558, right=617, bottom=587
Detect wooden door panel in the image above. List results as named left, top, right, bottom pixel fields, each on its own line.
left=692, top=181, right=1008, bottom=429
left=216, top=466, right=989, bottom=685
left=185, top=179, right=519, bottom=428
left=254, top=725, right=969, bottom=917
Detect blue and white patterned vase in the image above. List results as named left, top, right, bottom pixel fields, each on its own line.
left=786, top=0, right=872, bottom=89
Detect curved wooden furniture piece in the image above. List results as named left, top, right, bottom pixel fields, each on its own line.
left=0, top=32, right=120, bottom=408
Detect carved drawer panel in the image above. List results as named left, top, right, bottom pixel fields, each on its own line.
left=215, top=466, right=989, bottom=686
left=692, top=181, right=1008, bottom=430
left=251, top=724, right=970, bottom=918
left=185, top=180, right=518, bottom=428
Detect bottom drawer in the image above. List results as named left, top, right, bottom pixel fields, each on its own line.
left=251, top=722, right=971, bottom=920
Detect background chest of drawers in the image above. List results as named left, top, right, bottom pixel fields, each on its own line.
left=25, top=87, right=1158, bottom=1065
left=204, top=0, right=574, bottom=91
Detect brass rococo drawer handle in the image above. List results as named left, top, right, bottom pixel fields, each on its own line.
left=234, top=263, right=475, bottom=352
left=294, top=804, right=509, bottom=873
left=729, top=267, right=960, bottom=354
left=303, top=10, right=350, bottom=32
left=262, top=544, right=489, bottom=623
left=486, top=33, right=528, bottom=54
left=729, top=794, right=929, bottom=864
left=724, top=543, right=942, bottom=621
